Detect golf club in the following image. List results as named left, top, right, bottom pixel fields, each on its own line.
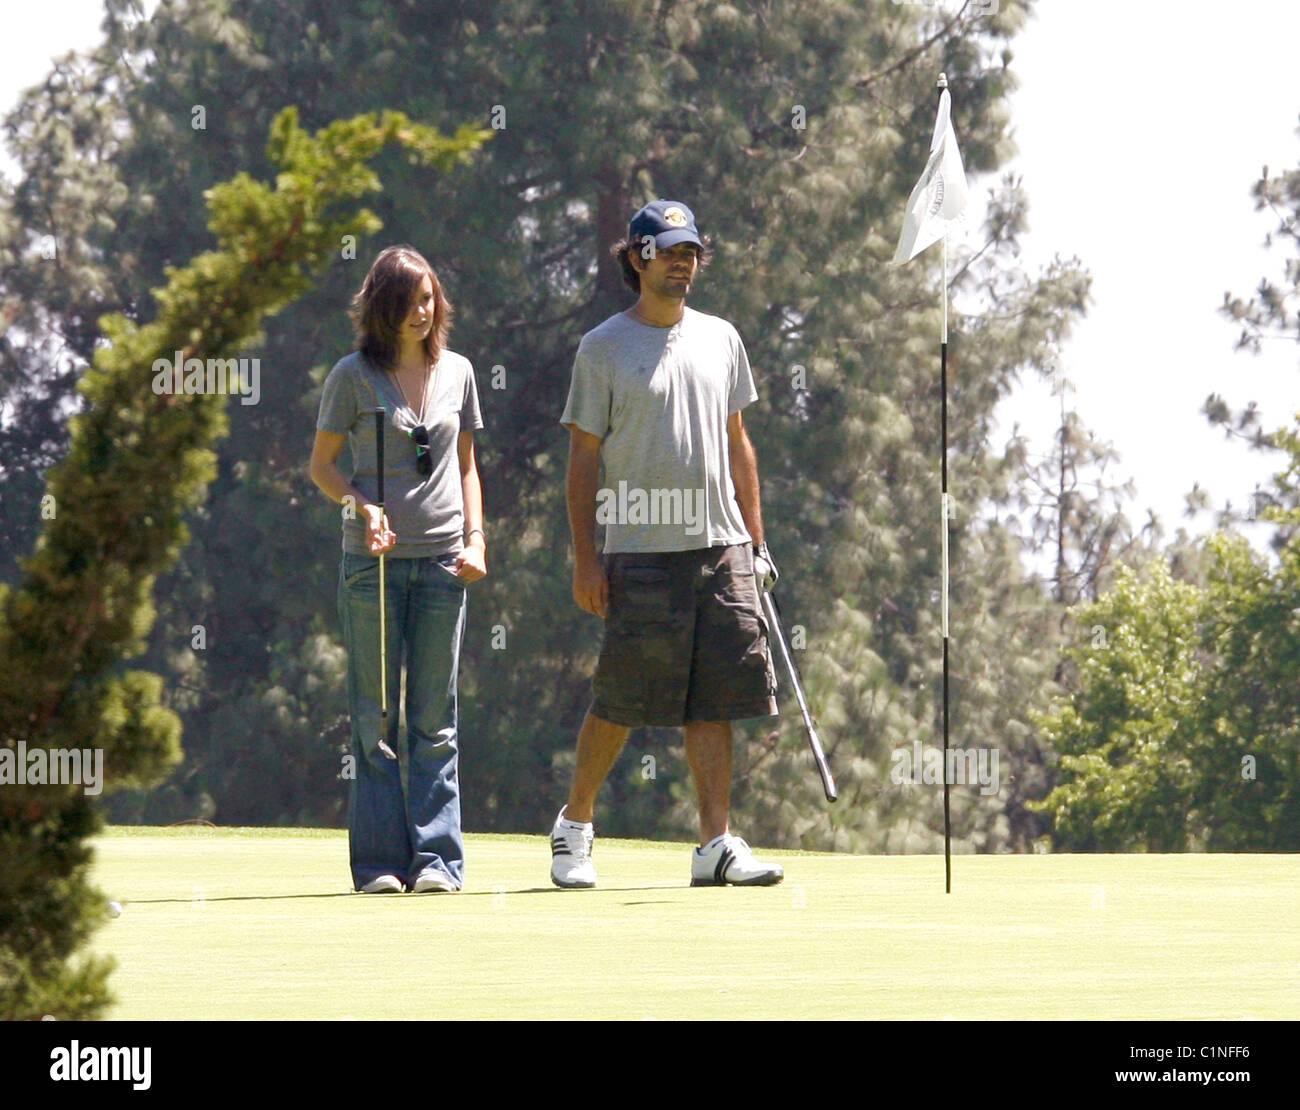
left=761, top=586, right=837, bottom=802
left=374, top=407, right=396, bottom=761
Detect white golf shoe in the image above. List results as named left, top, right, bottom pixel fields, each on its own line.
left=550, top=807, right=597, bottom=889
left=411, top=870, right=458, bottom=893
left=690, top=834, right=784, bottom=887
left=358, top=875, right=403, bottom=894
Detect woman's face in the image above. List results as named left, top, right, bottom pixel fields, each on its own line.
left=404, top=273, right=435, bottom=340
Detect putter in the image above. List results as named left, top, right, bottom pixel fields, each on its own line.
left=761, top=586, right=837, bottom=802
left=374, top=407, right=396, bottom=761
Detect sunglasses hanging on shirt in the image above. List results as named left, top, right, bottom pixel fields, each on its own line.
left=408, top=424, right=432, bottom=478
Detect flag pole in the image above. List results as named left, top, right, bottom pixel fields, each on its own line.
left=938, top=72, right=952, bottom=894
left=889, top=69, right=967, bottom=892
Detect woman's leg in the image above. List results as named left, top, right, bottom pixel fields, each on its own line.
left=338, top=552, right=409, bottom=889
left=402, top=557, right=467, bottom=889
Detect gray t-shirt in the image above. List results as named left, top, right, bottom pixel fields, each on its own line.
left=317, top=349, right=483, bottom=558
left=560, top=307, right=758, bottom=554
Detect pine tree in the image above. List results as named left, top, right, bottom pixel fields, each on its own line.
left=1213, top=125, right=1300, bottom=546
left=3, top=0, right=1097, bottom=855
left=0, top=105, right=484, bottom=1018
left=1035, top=126, right=1300, bottom=853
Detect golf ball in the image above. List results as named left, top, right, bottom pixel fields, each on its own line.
left=107, top=901, right=122, bottom=918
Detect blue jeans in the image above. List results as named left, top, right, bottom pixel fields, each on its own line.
left=338, top=551, right=467, bottom=890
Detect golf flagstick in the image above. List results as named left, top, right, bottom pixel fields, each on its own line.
left=941, top=229, right=952, bottom=894
left=374, top=407, right=396, bottom=761
left=890, top=72, right=969, bottom=892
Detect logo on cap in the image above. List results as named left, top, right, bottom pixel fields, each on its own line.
left=663, top=207, right=688, bottom=227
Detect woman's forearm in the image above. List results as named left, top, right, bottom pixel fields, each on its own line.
left=311, top=457, right=375, bottom=514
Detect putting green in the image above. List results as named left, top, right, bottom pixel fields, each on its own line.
left=87, top=827, right=1300, bottom=1020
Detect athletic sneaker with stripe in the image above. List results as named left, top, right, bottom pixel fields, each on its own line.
left=550, top=807, right=597, bottom=889
left=690, top=834, right=783, bottom=887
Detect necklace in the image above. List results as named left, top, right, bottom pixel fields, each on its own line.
left=389, top=358, right=433, bottom=423
left=628, top=304, right=682, bottom=328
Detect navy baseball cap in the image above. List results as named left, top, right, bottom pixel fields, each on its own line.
left=628, top=200, right=703, bottom=250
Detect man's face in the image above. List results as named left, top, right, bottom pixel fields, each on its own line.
left=638, top=242, right=700, bottom=299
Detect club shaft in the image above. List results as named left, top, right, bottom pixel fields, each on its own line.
left=762, top=589, right=837, bottom=802
left=374, top=408, right=394, bottom=760
left=379, top=552, right=387, bottom=721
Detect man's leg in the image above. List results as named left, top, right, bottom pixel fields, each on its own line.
left=684, top=719, right=732, bottom=845
left=564, top=711, right=631, bottom=823
left=686, top=718, right=781, bottom=886
left=683, top=546, right=782, bottom=886
left=551, top=711, right=630, bottom=888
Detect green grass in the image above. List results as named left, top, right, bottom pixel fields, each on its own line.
left=87, top=827, right=1300, bottom=1020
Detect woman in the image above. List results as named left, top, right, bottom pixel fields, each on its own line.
left=309, top=244, right=486, bottom=893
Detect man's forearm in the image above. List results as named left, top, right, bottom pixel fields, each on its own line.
left=567, top=442, right=602, bottom=563
left=730, top=429, right=765, bottom=545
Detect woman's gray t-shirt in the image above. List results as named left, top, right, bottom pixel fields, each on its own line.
left=317, top=349, right=483, bottom=558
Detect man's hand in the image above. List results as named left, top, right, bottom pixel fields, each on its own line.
left=573, top=554, right=608, bottom=618
left=363, top=504, right=396, bottom=554
left=754, top=541, right=779, bottom=591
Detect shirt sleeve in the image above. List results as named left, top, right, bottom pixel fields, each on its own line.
left=460, top=358, right=484, bottom=431
left=727, top=326, right=759, bottom=415
left=317, top=358, right=358, bottom=434
left=559, top=338, right=612, bottom=440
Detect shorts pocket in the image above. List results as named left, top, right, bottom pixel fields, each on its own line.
left=609, top=564, right=676, bottom=627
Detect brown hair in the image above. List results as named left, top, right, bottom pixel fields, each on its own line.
left=610, top=234, right=713, bottom=293
left=350, top=245, right=453, bottom=369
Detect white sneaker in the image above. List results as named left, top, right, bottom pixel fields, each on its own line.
left=550, top=807, right=596, bottom=888
left=691, top=834, right=784, bottom=887
left=412, top=871, right=458, bottom=893
left=358, top=875, right=403, bottom=894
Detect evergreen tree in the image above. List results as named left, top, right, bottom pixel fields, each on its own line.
left=1036, top=128, right=1300, bottom=852
left=0, top=104, right=484, bottom=1018
left=1213, top=123, right=1300, bottom=545
left=2, top=0, right=1095, bottom=854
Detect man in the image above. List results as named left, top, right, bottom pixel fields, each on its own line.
left=551, top=198, right=784, bottom=888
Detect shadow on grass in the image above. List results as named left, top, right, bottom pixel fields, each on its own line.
left=122, top=884, right=685, bottom=905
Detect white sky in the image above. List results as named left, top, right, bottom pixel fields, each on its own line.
left=3, top=0, right=1299, bottom=552
left=984, top=0, right=1300, bottom=551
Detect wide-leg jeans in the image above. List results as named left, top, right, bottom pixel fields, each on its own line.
left=338, top=551, right=467, bottom=890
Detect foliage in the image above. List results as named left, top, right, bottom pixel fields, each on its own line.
left=1035, top=497, right=1300, bottom=851
left=0, top=100, right=484, bottom=1018
left=0, top=1, right=1096, bottom=858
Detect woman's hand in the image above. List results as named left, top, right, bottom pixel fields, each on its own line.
left=363, top=504, right=397, bottom=554
left=453, top=537, right=487, bottom=582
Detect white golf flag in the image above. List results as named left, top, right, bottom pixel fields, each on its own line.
left=891, top=88, right=969, bottom=265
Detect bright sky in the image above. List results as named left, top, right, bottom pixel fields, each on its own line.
left=4, top=0, right=1299, bottom=554
left=985, top=0, right=1300, bottom=553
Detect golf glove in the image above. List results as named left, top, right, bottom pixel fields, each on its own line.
left=754, top=541, right=779, bottom=591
